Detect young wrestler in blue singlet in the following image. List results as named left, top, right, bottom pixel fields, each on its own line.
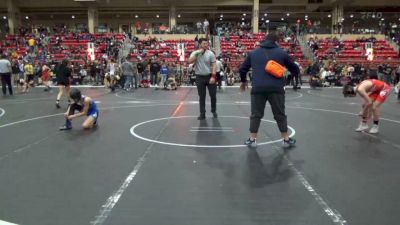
left=59, top=88, right=99, bottom=130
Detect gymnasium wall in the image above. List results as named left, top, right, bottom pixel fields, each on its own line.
left=306, top=34, right=386, bottom=40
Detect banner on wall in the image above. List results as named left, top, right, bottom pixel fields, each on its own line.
left=177, top=43, right=185, bottom=62
left=87, top=42, right=95, bottom=61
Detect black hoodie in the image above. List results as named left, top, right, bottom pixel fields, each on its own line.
left=240, top=40, right=299, bottom=93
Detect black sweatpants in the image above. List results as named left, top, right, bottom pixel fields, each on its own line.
left=1, top=73, right=13, bottom=95
left=196, top=75, right=217, bottom=114
left=292, top=73, right=301, bottom=87
left=249, top=92, right=288, bottom=133
left=216, top=72, right=222, bottom=89
left=288, top=74, right=301, bottom=88
left=151, top=73, right=158, bottom=85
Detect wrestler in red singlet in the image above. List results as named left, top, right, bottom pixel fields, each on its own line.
left=358, top=79, right=391, bottom=103
left=354, top=79, right=392, bottom=133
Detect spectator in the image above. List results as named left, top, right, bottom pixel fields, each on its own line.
left=23, top=61, right=34, bottom=93
left=0, top=54, right=13, bottom=96
left=150, top=59, right=161, bottom=87
left=203, top=19, right=209, bottom=34
left=42, top=63, right=51, bottom=91
left=215, top=56, right=223, bottom=89
left=28, top=37, right=36, bottom=53
left=159, top=62, right=169, bottom=88
left=121, top=57, right=136, bottom=90
left=196, top=21, right=202, bottom=34
left=137, top=60, right=145, bottom=80
left=76, top=65, right=87, bottom=84
left=11, top=59, right=21, bottom=89
left=105, top=59, right=118, bottom=92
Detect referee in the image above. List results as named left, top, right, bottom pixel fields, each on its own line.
left=189, top=38, right=217, bottom=120
left=239, top=33, right=299, bottom=148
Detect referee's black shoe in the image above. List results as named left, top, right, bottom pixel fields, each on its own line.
left=197, top=114, right=206, bottom=120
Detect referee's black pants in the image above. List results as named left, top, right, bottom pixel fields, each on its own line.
left=249, top=92, right=288, bottom=133
left=196, top=75, right=217, bottom=114
left=0, top=73, right=13, bottom=96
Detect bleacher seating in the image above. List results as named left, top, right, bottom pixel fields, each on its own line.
left=129, top=39, right=196, bottom=63
left=0, top=33, right=125, bottom=63
left=313, top=38, right=399, bottom=66
left=221, top=33, right=310, bottom=69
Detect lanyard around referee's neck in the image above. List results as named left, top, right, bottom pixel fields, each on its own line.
left=194, top=49, right=207, bottom=69
left=200, top=49, right=207, bottom=56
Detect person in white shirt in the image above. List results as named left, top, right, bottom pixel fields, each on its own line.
left=188, top=63, right=196, bottom=86
left=105, top=59, right=118, bottom=92
left=196, top=21, right=202, bottom=34
left=216, top=57, right=224, bottom=90
left=0, top=54, right=13, bottom=96
left=203, top=19, right=209, bottom=34
left=79, top=67, right=87, bottom=85
left=320, top=67, right=328, bottom=80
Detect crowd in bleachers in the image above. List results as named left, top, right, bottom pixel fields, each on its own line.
left=0, top=30, right=126, bottom=89
left=390, top=32, right=400, bottom=46
left=306, top=36, right=399, bottom=86
left=127, top=35, right=196, bottom=63
left=215, top=22, right=252, bottom=36
left=134, top=19, right=210, bottom=35
left=1, top=23, right=399, bottom=91
left=309, top=36, right=399, bottom=65
left=220, top=31, right=310, bottom=72
left=306, top=57, right=400, bottom=88
left=1, top=32, right=124, bottom=62
left=0, top=29, right=310, bottom=90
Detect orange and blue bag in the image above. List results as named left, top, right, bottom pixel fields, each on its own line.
left=265, top=60, right=286, bottom=78
left=263, top=49, right=286, bottom=78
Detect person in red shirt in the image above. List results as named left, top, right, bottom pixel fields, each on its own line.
left=343, top=79, right=392, bottom=133
left=41, top=63, right=51, bottom=91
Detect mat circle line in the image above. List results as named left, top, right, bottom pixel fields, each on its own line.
left=287, top=92, right=303, bottom=100
left=0, top=108, right=5, bottom=118
left=130, top=115, right=296, bottom=148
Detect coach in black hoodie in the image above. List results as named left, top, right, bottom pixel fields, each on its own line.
left=239, top=32, right=299, bottom=148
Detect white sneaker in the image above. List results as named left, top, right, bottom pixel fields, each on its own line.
left=355, top=123, right=369, bottom=132
left=369, top=125, right=379, bottom=134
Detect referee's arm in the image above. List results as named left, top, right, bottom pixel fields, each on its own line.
left=188, top=50, right=200, bottom=64
left=7, top=61, right=12, bottom=73
left=211, top=61, right=216, bottom=76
